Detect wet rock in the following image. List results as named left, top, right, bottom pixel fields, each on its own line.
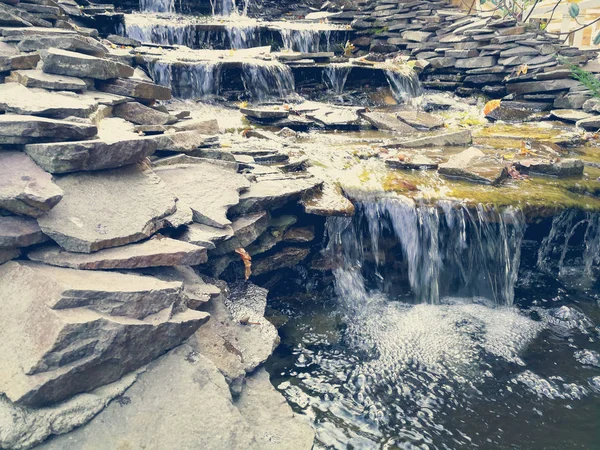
left=0, top=372, right=139, bottom=450
left=455, top=56, right=496, bottom=69
left=386, top=130, right=472, bottom=148
left=0, top=83, right=98, bottom=118
left=306, top=105, right=363, bottom=129
left=486, top=101, right=550, bottom=122
left=28, top=237, right=207, bottom=270
left=2, top=27, right=76, bottom=41
left=582, top=98, right=600, bottom=113
left=212, top=211, right=270, bottom=256
left=180, top=223, right=234, bottom=250
left=171, top=118, right=220, bottom=134
left=253, top=247, right=311, bottom=276
left=106, top=34, right=141, bottom=47
left=17, top=35, right=107, bottom=56
left=360, top=111, right=416, bottom=132
left=386, top=154, right=439, bottom=170
left=0, top=151, right=63, bottom=217
left=506, top=79, right=580, bottom=95
left=550, top=109, right=593, bottom=123
left=37, top=163, right=176, bottom=253
left=0, top=52, right=39, bottom=71
left=0, top=114, right=97, bottom=144
left=283, top=226, right=315, bottom=243
left=153, top=163, right=250, bottom=228
left=96, top=77, right=171, bottom=101
left=576, top=116, right=600, bottom=131
left=0, top=247, right=20, bottom=264
left=25, top=136, right=157, bottom=174
left=40, top=48, right=134, bottom=80
left=113, top=102, right=177, bottom=126
left=240, top=106, right=289, bottom=120
left=0, top=216, right=47, bottom=249
left=7, top=69, right=88, bottom=91
left=0, top=260, right=208, bottom=406
left=301, top=182, right=355, bottom=216
left=514, top=158, right=584, bottom=177
left=395, top=110, right=444, bottom=130
left=438, top=147, right=508, bottom=185
left=231, top=173, right=322, bottom=216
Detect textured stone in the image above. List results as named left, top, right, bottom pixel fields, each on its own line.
left=0, top=261, right=208, bottom=406
left=180, top=223, right=234, bottom=250
left=438, top=147, right=508, bottom=185
left=360, top=111, right=416, bottom=132
left=395, top=110, right=444, bottom=130
left=28, top=237, right=207, bottom=270
left=0, top=114, right=97, bottom=144
left=212, top=211, right=270, bottom=256
left=154, top=163, right=250, bottom=229
left=283, top=226, right=315, bottom=243
left=0, top=216, right=47, bottom=249
left=385, top=130, right=472, bottom=148
left=506, top=79, right=580, bottom=95
left=0, top=151, right=63, bottom=217
left=37, top=163, right=176, bottom=253
left=96, top=78, right=171, bottom=100
left=8, top=69, right=88, bottom=91
left=113, top=101, right=177, bottom=126
left=253, top=247, right=311, bottom=276
left=514, top=158, right=584, bottom=177
left=17, top=35, right=107, bottom=56
left=40, top=48, right=133, bottom=80
left=25, top=136, right=157, bottom=174
left=301, top=182, right=355, bottom=216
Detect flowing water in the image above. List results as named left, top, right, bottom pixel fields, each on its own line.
left=385, top=68, right=424, bottom=105
left=139, top=0, right=173, bottom=13
left=265, top=197, right=600, bottom=449
left=322, top=64, right=352, bottom=96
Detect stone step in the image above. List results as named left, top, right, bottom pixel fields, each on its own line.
left=0, top=114, right=97, bottom=144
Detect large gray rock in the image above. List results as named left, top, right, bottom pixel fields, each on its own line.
left=0, top=83, right=98, bottom=118
left=0, top=216, right=47, bottom=249
left=37, top=163, right=176, bottom=253
left=438, top=147, right=508, bottom=185
left=301, top=182, right=355, bottom=216
left=514, top=158, right=584, bottom=177
left=0, top=151, right=63, bottom=217
left=28, top=237, right=207, bottom=270
left=0, top=114, right=97, bottom=144
left=151, top=129, right=220, bottom=153
left=0, top=261, right=209, bottom=406
left=395, top=110, right=444, bottom=130
left=2, top=27, right=76, bottom=41
left=253, top=247, right=311, bottom=276
left=211, top=211, right=270, bottom=256
left=0, top=247, right=20, bottom=265
left=113, top=101, right=177, bottom=126
left=40, top=48, right=133, bottom=80
left=360, top=111, right=416, bottom=132
left=96, top=78, right=171, bottom=101
left=25, top=136, right=157, bottom=174
left=153, top=163, right=250, bottom=229
left=385, top=130, right=472, bottom=148
left=17, top=35, right=107, bottom=56
left=180, top=223, right=234, bottom=250
left=506, top=79, right=580, bottom=95
left=231, top=173, right=322, bottom=215
left=8, top=69, right=88, bottom=92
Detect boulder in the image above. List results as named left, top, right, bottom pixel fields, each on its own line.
left=151, top=129, right=219, bottom=153
left=576, top=116, right=600, bottom=131
left=252, top=247, right=311, bottom=276
left=25, top=136, right=157, bottom=174
left=395, top=110, right=444, bottom=130
left=0, top=151, right=63, bottom=217
left=28, top=237, right=208, bottom=270
left=96, top=78, right=171, bottom=100
left=17, top=35, right=107, bottom=56
left=0, top=261, right=209, bottom=406
left=37, top=163, right=176, bottom=253
left=113, top=101, right=177, bottom=125
left=0, top=216, right=47, bottom=249
left=40, top=48, right=133, bottom=80
left=0, top=83, right=98, bottom=118
left=385, top=130, right=472, bottom=148
left=550, top=109, right=593, bottom=123
left=306, top=105, right=363, bottom=129
left=153, top=163, right=250, bottom=229
left=0, top=114, right=97, bottom=144
left=7, top=69, right=88, bottom=91
left=438, top=147, right=508, bottom=185
left=360, top=111, right=417, bottom=132
left=231, top=173, right=323, bottom=215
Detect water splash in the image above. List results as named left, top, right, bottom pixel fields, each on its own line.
left=280, top=28, right=332, bottom=53
left=139, top=0, right=173, bottom=13
left=125, top=21, right=196, bottom=47
left=385, top=67, right=423, bottom=105
left=210, top=0, right=251, bottom=16
left=326, top=197, right=526, bottom=306
left=241, top=61, right=296, bottom=102
left=322, top=64, right=351, bottom=95
left=148, top=61, right=221, bottom=99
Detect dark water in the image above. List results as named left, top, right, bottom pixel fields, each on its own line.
left=264, top=202, right=600, bottom=450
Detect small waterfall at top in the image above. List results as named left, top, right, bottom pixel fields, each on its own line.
left=326, top=197, right=526, bottom=306
left=125, top=21, right=196, bottom=47
left=537, top=210, right=600, bottom=279
left=210, top=0, right=251, bottom=16
left=241, top=61, right=296, bottom=102
left=139, top=0, right=173, bottom=13
left=280, top=28, right=332, bottom=53
left=322, top=64, right=351, bottom=95
left=148, top=61, right=221, bottom=99
left=385, top=67, right=423, bottom=104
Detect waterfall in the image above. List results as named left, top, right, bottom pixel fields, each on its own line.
left=225, top=24, right=260, bottom=49
left=326, top=197, right=526, bottom=306
left=210, top=0, right=251, bottom=16
left=139, top=0, right=174, bottom=13
left=537, top=210, right=600, bottom=278
left=322, top=64, right=351, bottom=95
left=279, top=28, right=330, bottom=53
left=148, top=61, right=221, bottom=99
left=125, top=21, right=196, bottom=47
left=385, top=68, right=423, bottom=104
left=241, top=61, right=295, bottom=102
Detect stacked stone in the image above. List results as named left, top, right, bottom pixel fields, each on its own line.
left=0, top=2, right=320, bottom=448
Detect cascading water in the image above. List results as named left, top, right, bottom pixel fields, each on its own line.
left=322, top=64, right=351, bottom=96
left=148, top=61, right=221, bottom=98
left=139, top=0, right=173, bottom=13
left=210, top=0, right=251, bottom=16
left=385, top=67, right=423, bottom=105
left=280, top=28, right=331, bottom=53
left=241, top=61, right=296, bottom=102
left=125, top=21, right=196, bottom=47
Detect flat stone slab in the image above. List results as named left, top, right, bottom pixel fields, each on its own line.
left=180, top=223, right=234, bottom=250
left=96, top=78, right=171, bottom=101
left=25, top=136, right=157, bottom=174
left=40, top=48, right=134, bottom=80
left=240, top=107, right=289, bottom=120
left=300, top=182, right=355, bottom=217
left=0, top=151, right=63, bottom=217
left=17, top=35, right=107, bottom=56
left=113, top=102, right=177, bottom=126
left=0, top=83, right=98, bottom=118
left=514, top=158, right=584, bottom=177
left=28, top=236, right=207, bottom=270
left=37, top=163, right=176, bottom=253
left=385, top=154, right=440, bottom=170
left=154, top=163, right=250, bottom=229
left=385, top=130, right=473, bottom=148
left=2, top=27, right=77, bottom=41
left=212, top=211, right=270, bottom=256
left=361, top=111, right=417, bottom=132
left=8, top=69, right=88, bottom=92
left=0, top=216, right=47, bottom=249
left=396, top=110, right=444, bottom=130
left=0, top=114, right=97, bottom=144
left=550, top=109, right=593, bottom=123
left=438, top=147, right=508, bottom=185
left=0, top=261, right=208, bottom=406
left=231, top=173, right=323, bottom=215
left=253, top=246, right=311, bottom=276
left=576, top=116, right=600, bottom=131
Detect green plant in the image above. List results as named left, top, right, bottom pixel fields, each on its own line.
left=562, top=59, right=600, bottom=98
